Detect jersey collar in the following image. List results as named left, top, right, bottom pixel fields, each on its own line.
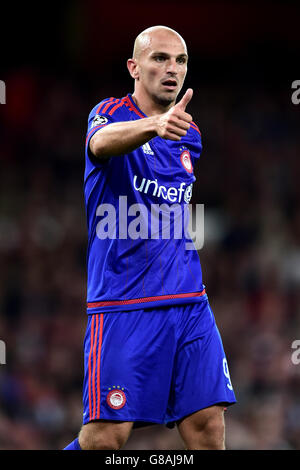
left=127, top=94, right=147, bottom=118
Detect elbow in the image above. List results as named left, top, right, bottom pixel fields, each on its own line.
left=89, top=134, right=110, bottom=160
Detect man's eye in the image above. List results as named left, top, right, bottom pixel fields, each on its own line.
left=154, top=56, right=165, bottom=62
left=177, top=58, right=186, bottom=64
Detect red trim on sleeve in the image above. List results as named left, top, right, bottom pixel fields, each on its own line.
left=102, top=98, right=119, bottom=114
left=85, top=124, right=107, bottom=147
left=95, top=98, right=114, bottom=115
left=190, top=122, right=201, bottom=135
left=108, top=98, right=126, bottom=116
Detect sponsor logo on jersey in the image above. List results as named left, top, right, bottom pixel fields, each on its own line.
left=142, top=142, right=154, bottom=155
left=106, top=389, right=126, bottom=409
left=91, top=114, right=108, bottom=128
left=180, top=149, right=193, bottom=173
left=133, top=175, right=193, bottom=204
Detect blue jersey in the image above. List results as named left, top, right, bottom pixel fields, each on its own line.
left=84, top=94, right=207, bottom=314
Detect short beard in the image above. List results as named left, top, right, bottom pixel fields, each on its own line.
left=152, top=92, right=176, bottom=108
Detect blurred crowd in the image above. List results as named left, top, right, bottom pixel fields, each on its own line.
left=0, top=67, right=299, bottom=449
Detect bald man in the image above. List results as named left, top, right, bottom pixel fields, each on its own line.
left=64, top=26, right=236, bottom=451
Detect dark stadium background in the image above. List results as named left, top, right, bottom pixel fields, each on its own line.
left=0, top=0, right=299, bottom=449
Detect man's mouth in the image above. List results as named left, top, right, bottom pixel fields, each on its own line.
left=161, top=79, right=177, bottom=90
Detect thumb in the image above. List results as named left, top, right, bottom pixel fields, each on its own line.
left=176, top=88, right=193, bottom=111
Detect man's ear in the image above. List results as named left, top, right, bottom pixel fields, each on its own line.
left=127, top=58, right=139, bottom=80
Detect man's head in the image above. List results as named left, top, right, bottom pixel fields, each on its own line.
left=127, top=26, right=188, bottom=109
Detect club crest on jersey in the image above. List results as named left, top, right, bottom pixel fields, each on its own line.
left=184, top=183, right=193, bottom=203
left=106, top=388, right=126, bottom=410
left=180, top=149, right=193, bottom=173
left=91, top=114, right=108, bottom=128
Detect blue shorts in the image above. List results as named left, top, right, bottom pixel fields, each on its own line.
left=82, top=300, right=236, bottom=427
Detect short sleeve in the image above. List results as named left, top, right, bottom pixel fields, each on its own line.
left=85, top=98, right=120, bottom=158
left=188, top=122, right=203, bottom=167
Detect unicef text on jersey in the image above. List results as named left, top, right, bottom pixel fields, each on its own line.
left=95, top=197, right=204, bottom=251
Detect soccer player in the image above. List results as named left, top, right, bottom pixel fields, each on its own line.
left=64, top=25, right=236, bottom=451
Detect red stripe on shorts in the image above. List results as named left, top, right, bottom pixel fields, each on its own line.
left=91, top=314, right=99, bottom=419
left=88, top=315, right=95, bottom=419
left=96, top=314, right=104, bottom=419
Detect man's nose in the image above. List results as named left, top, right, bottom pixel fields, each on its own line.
left=166, top=59, right=178, bottom=74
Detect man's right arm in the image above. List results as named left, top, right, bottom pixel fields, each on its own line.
left=90, top=117, right=158, bottom=159
left=90, top=89, right=193, bottom=160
